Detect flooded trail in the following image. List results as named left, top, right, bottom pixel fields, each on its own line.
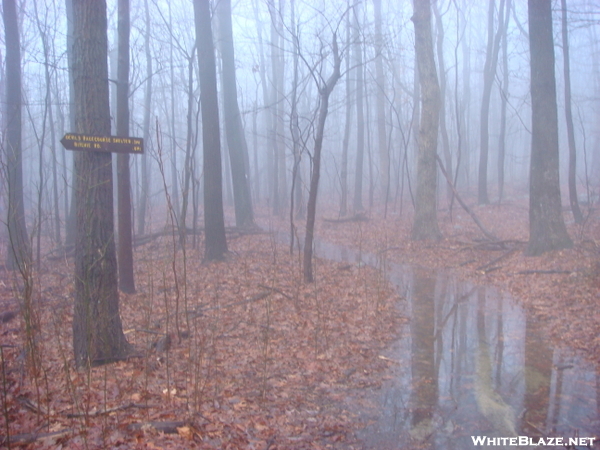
left=310, top=239, right=599, bottom=449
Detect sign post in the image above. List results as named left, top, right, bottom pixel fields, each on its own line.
left=61, top=133, right=143, bottom=154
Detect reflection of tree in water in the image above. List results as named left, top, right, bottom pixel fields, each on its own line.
left=522, top=317, right=552, bottom=437
left=475, top=288, right=517, bottom=437
left=409, top=268, right=439, bottom=442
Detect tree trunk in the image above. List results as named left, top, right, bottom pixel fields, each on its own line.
left=3, top=0, right=31, bottom=271
left=353, top=5, right=365, bottom=213
left=411, top=0, right=441, bottom=241
left=374, top=0, right=389, bottom=206
left=478, top=0, right=505, bottom=205
left=216, top=0, right=255, bottom=228
left=168, top=4, right=180, bottom=221
left=137, top=0, right=152, bottom=236
left=65, top=0, right=77, bottom=247
left=498, top=0, right=511, bottom=203
left=433, top=0, right=452, bottom=207
left=116, top=0, right=135, bottom=294
left=340, top=0, right=353, bottom=217
left=72, top=0, right=131, bottom=366
left=526, top=0, right=572, bottom=255
left=193, top=0, right=228, bottom=261
left=560, top=0, right=583, bottom=224
left=303, top=37, right=341, bottom=283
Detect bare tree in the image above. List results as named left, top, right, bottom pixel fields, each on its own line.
left=374, top=0, right=389, bottom=206
left=497, top=0, right=511, bottom=203
left=478, top=0, right=505, bottom=205
left=193, top=0, right=228, bottom=261
left=216, top=0, right=255, bottom=229
left=411, top=0, right=441, bottom=241
left=352, top=4, right=365, bottom=213
left=3, top=0, right=31, bottom=271
left=116, top=0, right=135, bottom=293
left=526, top=0, right=572, bottom=255
left=339, top=0, right=353, bottom=217
left=560, top=0, right=583, bottom=224
left=137, top=0, right=152, bottom=236
left=72, top=0, right=131, bottom=366
left=303, top=33, right=342, bottom=283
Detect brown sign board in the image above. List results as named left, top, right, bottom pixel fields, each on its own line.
left=61, top=133, right=143, bottom=154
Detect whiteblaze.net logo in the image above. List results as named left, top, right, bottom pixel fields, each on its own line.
left=471, top=436, right=596, bottom=447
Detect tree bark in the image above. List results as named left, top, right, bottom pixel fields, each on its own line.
left=411, top=0, right=441, bottom=241
left=3, top=0, right=31, bottom=271
left=193, top=0, right=228, bottom=261
left=560, top=0, right=583, bottom=224
left=526, top=0, right=572, bottom=255
left=72, top=0, right=131, bottom=366
left=116, top=0, right=135, bottom=293
left=216, top=0, right=255, bottom=228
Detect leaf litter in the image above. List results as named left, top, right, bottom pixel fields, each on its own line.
left=1, top=196, right=598, bottom=449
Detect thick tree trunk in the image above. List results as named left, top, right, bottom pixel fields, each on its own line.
left=526, top=0, right=572, bottom=255
left=72, top=0, right=131, bottom=366
left=216, top=0, right=255, bottom=228
left=194, top=0, right=228, bottom=261
left=560, top=0, right=583, bottom=224
left=411, top=0, right=441, bottom=241
left=116, top=0, right=135, bottom=293
left=3, top=0, right=31, bottom=271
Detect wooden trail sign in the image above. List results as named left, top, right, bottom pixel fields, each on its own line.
left=61, top=133, right=143, bottom=154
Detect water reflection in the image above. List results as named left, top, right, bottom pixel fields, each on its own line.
left=310, top=240, right=599, bottom=449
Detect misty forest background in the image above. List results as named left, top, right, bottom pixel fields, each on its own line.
left=1, top=0, right=600, bottom=447
left=2, top=0, right=599, bottom=263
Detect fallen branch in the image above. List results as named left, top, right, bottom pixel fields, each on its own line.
left=476, top=248, right=518, bottom=272
left=323, top=213, right=369, bottom=224
left=435, top=154, right=498, bottom=242
left=127, top=421, right=186, bottom=434
left=65, top=402, right=152, bottom=418
left=2, top=428, right=71, bottom=446
left=517, top=269, right=572, bottom=275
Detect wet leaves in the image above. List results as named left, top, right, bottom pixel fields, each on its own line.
left=0, top=222, right=403, bottom=449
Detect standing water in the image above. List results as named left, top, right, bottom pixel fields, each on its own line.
left=311, top=239, right=599, bottom=449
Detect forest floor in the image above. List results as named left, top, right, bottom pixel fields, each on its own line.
left=0, top=193, right=598, bottom=449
